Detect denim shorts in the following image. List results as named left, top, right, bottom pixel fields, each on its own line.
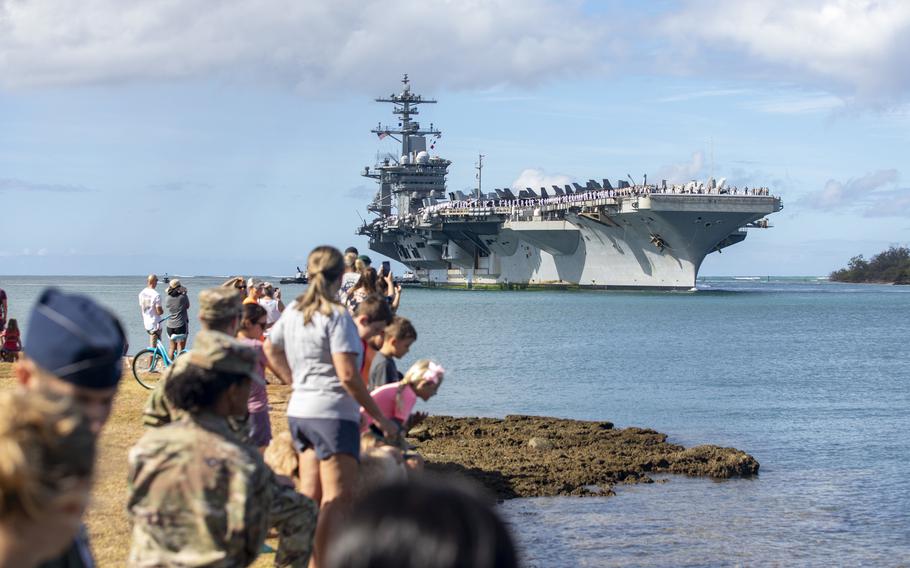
left=288, top=417, right=360, bottom=461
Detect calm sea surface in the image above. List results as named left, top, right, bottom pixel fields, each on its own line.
left=1, top=276, right=909, bottom=566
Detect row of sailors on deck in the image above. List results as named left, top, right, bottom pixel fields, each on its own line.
left=401, top=184, right=771, bottom=218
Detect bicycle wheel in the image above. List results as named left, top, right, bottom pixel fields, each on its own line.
left=132, top=349, right=165, bottom=390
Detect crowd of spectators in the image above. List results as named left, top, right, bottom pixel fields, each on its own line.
left=0, top=248, right=516, bottom=568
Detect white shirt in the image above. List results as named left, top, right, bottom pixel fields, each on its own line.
left=138, top=287, right=162, bottom=331
left=338, top=272, right=361, bottom=303
left=258, top=298, right=282, bottom=325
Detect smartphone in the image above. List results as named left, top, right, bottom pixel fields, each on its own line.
left=381, top=260, right=391, bottom=275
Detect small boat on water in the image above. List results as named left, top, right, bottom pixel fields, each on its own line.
left=395, top=271, right=422, bottom=288
left=279, top=267, right=308, bottom=285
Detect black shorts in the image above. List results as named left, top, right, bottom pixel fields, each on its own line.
left=288, top=417, right=360, bottom=461
left=167, top=325, right=188, bottom=336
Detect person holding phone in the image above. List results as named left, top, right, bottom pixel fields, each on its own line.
left=165, top=279, right=190, bottom=358
left=377, top=261, right=402, bottom=314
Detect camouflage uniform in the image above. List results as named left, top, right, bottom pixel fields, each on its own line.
left=131, top=326, right=317, bottom=567
left=142, top=365, right=180, bottom=427
left=143, top=288, right=249, bottom=439
left=128, top=414, right=317, bottom=567
left=142, top=365, right=251, bottom=443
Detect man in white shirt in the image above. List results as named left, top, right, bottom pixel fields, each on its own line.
left=138, top=274, right=164, bottom=347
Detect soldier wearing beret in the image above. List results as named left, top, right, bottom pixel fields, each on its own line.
left=127, top=331, right=317, bottom=567
left=14, top=288, right=127, bottom=568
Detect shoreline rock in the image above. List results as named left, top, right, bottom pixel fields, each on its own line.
left=414, top=415, right=759, bottom=500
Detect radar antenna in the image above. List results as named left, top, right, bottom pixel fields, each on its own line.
left=363, top=75, right=451, bottom=218
left=372, top=74, right=441, bottom=156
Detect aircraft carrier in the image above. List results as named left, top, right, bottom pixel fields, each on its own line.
left=357, top=76, right=782, bottom=290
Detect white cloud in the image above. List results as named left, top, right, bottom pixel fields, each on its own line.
left=655, top=151, right=704, bottom=184
left=657, top=88, right=751, bottom=103
left=745, top=93, right=845, bottom=115
left=146, top=181, right=212, bottom=192
left=0, top=178, right=91, bottom=192
left=510, top=168, right=573, bottom=192
left=799, top=169, right=910, bottom=216
left=660, top=1, right=910, bottom=105
left=0, top=0, right=605, bottom=93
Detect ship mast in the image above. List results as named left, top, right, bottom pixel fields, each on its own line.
left=365, top=75, right=451, bottom=218
left=372, top=74, right=441, bottom=158
left=475, top=153, right=484, bottom=199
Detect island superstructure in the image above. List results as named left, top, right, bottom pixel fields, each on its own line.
left=358, top=76, right=782, bottom=290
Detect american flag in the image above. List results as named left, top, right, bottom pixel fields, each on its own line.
left=377, top=132, right=389, bottom=140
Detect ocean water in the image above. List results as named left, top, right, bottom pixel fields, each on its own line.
left=1, top=276, right=908, bottom=566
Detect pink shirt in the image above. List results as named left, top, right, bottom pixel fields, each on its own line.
left=238, top=337, right=269, bottom=413
left=361, top=382, right=417, bottom=431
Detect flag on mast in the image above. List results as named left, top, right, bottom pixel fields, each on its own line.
left=377, top=132, right=389, bottom=140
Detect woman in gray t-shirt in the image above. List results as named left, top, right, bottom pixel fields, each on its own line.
left=266, top=246, right=396, bottom=567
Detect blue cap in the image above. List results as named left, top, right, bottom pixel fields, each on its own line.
left=25, top=288, right=126, bottom=389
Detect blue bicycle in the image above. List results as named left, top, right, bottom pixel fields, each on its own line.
left=131, top=323, right=188, bottom=390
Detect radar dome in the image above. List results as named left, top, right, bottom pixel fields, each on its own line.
left=416, top=151, right=429, bottom=164
left=400, top=155, right=410, bottom=165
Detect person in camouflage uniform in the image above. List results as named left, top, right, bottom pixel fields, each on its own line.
left=143, top=287, right=247, bottom=430
left=128, top=330, right=317, bottom=567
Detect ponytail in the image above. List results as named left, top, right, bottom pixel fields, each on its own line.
left=297, top=246, right=345, bottom=325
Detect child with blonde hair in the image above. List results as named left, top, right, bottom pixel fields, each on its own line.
left=362, top=359, right=445, bottom=439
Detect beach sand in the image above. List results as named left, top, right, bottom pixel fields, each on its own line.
left=0, top=361, right=757, bottom=566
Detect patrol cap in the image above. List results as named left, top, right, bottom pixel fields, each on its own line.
left=198, top=287, right=242, bottom=321
left=171, top=330, right=264, bottom=385
left=24, top=288, right=126, bottom=389
left=168, top=278, right=182, bottom=290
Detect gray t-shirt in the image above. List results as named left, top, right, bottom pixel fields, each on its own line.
left=368, top=352, right=399, bottom=392
left=269, top=305, right=362, bottom=422
left=165, top=294, right=189, bottom=329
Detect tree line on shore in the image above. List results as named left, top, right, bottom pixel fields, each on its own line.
left=830, top=245, right=910, bottom=284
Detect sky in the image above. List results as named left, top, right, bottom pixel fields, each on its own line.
left=1, top=0, right=909, bottom=277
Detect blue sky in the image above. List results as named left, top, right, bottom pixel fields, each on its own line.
left=1, top=0, right=908, bottom=276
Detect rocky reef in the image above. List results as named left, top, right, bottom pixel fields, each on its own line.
left=413, top=415, right=759, bottom=500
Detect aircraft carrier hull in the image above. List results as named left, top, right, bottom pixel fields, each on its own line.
left=368, top=194, right=780, bottom=290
